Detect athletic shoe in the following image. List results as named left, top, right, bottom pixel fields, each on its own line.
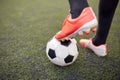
left=55, top=7, right=98, bottom=40
left=79, top=39, right=107, bottom=56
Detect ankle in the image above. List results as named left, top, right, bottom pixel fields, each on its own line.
left=92, top=39, right=106, bottom=46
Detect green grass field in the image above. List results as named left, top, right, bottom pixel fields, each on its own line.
left=0, top=0, right=120, bottom=80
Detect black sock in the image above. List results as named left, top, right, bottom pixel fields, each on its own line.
left=68, top=0, right=89, bottom=19
left=93, top=0, right=119, bottom=46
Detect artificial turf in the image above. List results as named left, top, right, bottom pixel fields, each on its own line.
left=0, top=0, right=120, bottom=80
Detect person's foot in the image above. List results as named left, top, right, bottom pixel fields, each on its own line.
left=79, top=39, right=107, bottom=56
left=55, top=7, right=98, bottom=40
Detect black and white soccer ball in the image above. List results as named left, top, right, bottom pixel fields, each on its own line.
left=46, top=37, right=79, bottom=66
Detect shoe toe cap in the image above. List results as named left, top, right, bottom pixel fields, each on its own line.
left=79, top=39, right=88, bottom=47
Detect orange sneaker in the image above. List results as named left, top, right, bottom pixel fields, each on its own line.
left=79, top=39, right=107, bottom=56
left=55, top=7, right=98, bottom=40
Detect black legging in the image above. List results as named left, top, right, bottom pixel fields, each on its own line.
left=69, top=0, right=119, bottom=46
left=69, top=0, right=89, bottom=19
left=93, top=0, right=119, bottom=45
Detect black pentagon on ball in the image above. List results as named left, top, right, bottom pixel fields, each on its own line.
left=60, top=40, right=71, bottom=47
left=48, top=49, right=56, bottom=59
left=64, top=55, right=74, bottom=63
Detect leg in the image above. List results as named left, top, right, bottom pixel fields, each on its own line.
left=80, top=0, right=119, bottom=56
left=69, top=0, right=89, bottom=19
left=55, top=0, right=97, bottom=40
left=93, top=0, right=119, bottom=46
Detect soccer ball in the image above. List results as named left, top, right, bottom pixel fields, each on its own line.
left=46, top=37, right=79, bottom=66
